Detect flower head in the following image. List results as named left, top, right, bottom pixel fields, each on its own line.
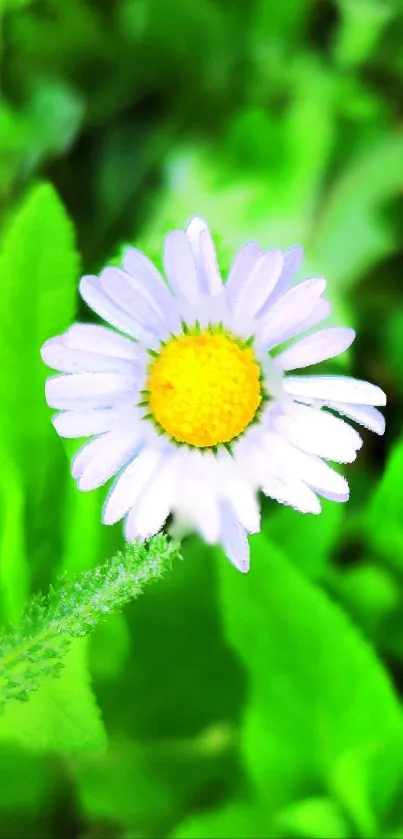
left=41, top=218, right=386, bottom=572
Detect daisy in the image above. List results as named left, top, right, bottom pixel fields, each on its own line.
left=41, top=218, right=386, bottom=572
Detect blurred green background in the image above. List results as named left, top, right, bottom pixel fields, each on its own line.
left=1, top=0, right=403, bottom=836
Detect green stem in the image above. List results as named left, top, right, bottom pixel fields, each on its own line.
left=0, top=533, right=180, bottom=708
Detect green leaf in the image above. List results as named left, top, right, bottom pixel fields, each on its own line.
left=0, top=0, right=36, bottom=9
left=217, top=534, right=403, bottom=834
left=0, top=181, right=79, bottom=487
left=76, top=538, right=244, bottom=832
left=0, top=534, right=179, bottom=710
left=0, top=639, right=106, bottom=755
left=275, top=796, right=350, bottom=839
left=76, top=724, right=235, bottom=834
left=263, top=498, right=344, bottom=579
left=312, top=134, right=403, bottom=293
left=24, top=78, right=84, bottom=165
left=0, top=743, right=54, bottom=813
left=328, top=562, right=400, bottom=636
left=59, top=451, right=120, bottom=577
left=366, top=437, right=403, bottom=567
left=101, top=537, right=244, bottom=740
left=334, top=0, right=394, bottom=69
left=0, top=103, right=29, bottom=197
left=90, top=613, right=131, bottom=681
left=76, top=737, right=177, bottom=830
left=0, top=449, right=29, bottom=622
left=171, top=801, right=271, bottom=839
left=384, top=306, right=403, bottom=396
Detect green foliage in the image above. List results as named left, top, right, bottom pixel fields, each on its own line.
left=275, top=796, right=351, bottom=839
left=0, top=181, right=78, bottom=477
left=0, top=640, right=107, bottom=755
left=172, top=801, right=271, bottom=839
left=312, top=133, right=403, bottom=294
left=0, top=535, right=179, bottom=711
left=217, top=534, right=403, bottom=836
left=262, top=498, right=344, bottom=579
left=1, top=0, right=403, bottom=835
left=334, top=0, right=394, bottom=69
left=0, top=450, right=29, bottom=622
left=366, top=437, right=403, bottom=567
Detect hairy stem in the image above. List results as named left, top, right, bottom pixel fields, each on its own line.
left=0, top=533, right=180, bottom=708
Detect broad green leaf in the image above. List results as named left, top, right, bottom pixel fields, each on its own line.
left=366, top=437, right=403, bottom=567
left=384, top=306, right=403, bottom=396
left=90, top=613, right=131, bottom=681
left=0, top=182, right=79, bottom=593
left=217, top=534, right=403, bottom=834
left=97, top=537, right=244, bottom=741
left=263, top=498, right=344, bottom=579
left=76, top=725, right=235, bottom=834
left=80, top=540, right=244, bottom=829
left=275, top=796, right=350, bottom=839
left=312, top=134, right=403, bottom=293
left=171, top=801, right=272, bottom=839
left=0, top=743, right=54, bottom=815
left=24, top=78, right=84, bottom=168
left=0, top=181, right=78, bottom=488
left=76, top=738, right=178, bottom=831
left=59, top=445, right=130, bottom=682
left=0, top=639, right=106, bottom=755
left=0, top=450, right=29, bottom=621
left=328, top=562, right=400, bottom=635
left=59, top=446, right=121, bottom=577
left=334, top=0, right=394, bottom=69
left=0, top=103, right=29, bottom=197
left=0, top=0, right=35, bottom=9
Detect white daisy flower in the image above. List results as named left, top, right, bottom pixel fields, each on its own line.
left=41, top=218, right=386, bottom=573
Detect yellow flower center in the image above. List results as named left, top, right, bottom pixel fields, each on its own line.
left=146, top=331, right=262, bottom=448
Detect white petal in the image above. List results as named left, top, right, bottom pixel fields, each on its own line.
left=262, top=472, right=321, bottom=514
left=99, top=267, right=165, bottom=335
left=186, top=217, right=222, bottom=295
left=45, top=372, right=137, bottom=410
left=284, top=375, right=386, bottom=406
left=264, top=245, right=304, bottom=309
left=163, top=230, right=199, bottom=304
left=238, top=435, right=321, bottom=514
left=175, top=450, right=221, bottom=544
left=231, top=434, right=262, bottom=487
left=41, top=336, right=138, bottom=375
left=124, top=452, right=178, bottom=540
left=325, top=401, right=386, bottom=435
left=123, top=246, right=167, bottom=287
left=52, top=409, right=119, bottom=438
left=205, top=290, right=231, bottom=327
left=80, top=274, right=154, bottom=343
left=72, top=428, right=141, bottom=491
left=219, top=500, right=250, bottom=573
left=258, top=278, right=328, bottom=350
left=233, top=249, right=284, bottom=325
left=103, top=445, right=165, bottom=526
left=313, top=487, right=350, bottom=503
left=274, top=327, right=356, bottom=371
left=189, top=490, right=221, bottom=544
left=263, top=432, right=349, bottom=497
left=225, top=242, right=262, bottom=304
left=272, top=403, right=362, bottom=463
left=216, top=450, right=260, bottom=534
left=72, top=433, right=110, bottom=479
left=172, top=295, right=199, bottom=328
left=63, top=324, right=141, bottom=359
left=123, top=247, right=181, bottom=334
